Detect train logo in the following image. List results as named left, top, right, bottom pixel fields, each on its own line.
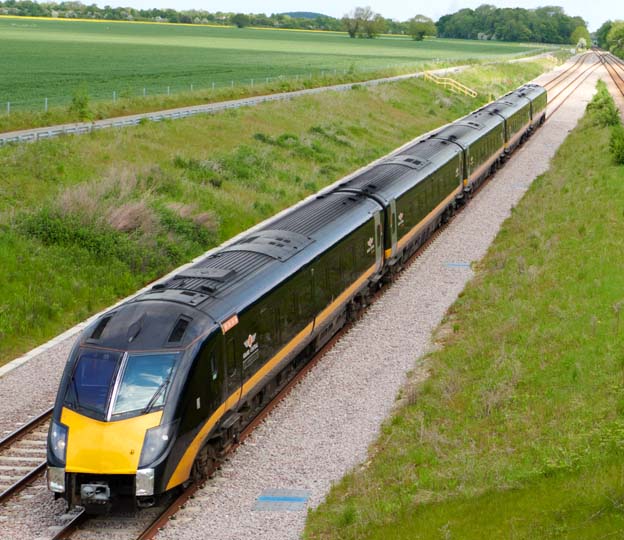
left=244, top=333, right=257, bottom=350
left=398, top=212, right=405, bottom=227
left=366, top=237, right=374, bottom=254
left=243, top=333, right=259, bottom=365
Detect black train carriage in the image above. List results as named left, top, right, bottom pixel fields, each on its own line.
left=47, top=191, right=383, bottom=511
left=336, top=137, right=463, bottom=266
left=431, top=108, right=506, bottom=193
left=518, top=83, right=547, bottom=128
left=483, top=95, right=531, bottom=154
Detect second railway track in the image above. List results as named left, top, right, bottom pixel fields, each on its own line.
left=0, top=407, right=52, bottom=505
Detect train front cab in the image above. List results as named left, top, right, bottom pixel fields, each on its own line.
left=47, top=344, right=190, bottom=510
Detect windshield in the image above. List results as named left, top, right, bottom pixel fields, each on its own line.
left=66, top=349, right=121, bottom=415
left=111, top=353, right=178, bottom=416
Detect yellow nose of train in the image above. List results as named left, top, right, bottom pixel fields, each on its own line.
left=61, top=408, right=162, bottom=474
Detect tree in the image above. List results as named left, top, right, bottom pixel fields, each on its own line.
left=571, top=25, right=591, bottom=48
left=231, top=13, right=250, bottom=28
left=342, top=6, right=385, bottom=38
left=596, top=20, right=612, bottom=49
left=607, top=21, right=624, bottom=58
left=408, top=14, right=436, bottom=41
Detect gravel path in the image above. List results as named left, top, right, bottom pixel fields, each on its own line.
left=153, top=67, right=602, bottom=540
left=0, top=59, right=602, bottom=539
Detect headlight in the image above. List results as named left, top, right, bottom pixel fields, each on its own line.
left=49, top=420, right=68, bottom=465
left=138, top=420, right=178, bottom=469
left=47, top=466, right=66, bottom=493
left=135, top=468, right=155, bottom=496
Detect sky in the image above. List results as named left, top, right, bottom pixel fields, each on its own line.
left=108, top=0, right=622, bottom=31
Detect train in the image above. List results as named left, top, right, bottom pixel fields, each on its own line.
left=47, top=82, right=547, bottom=512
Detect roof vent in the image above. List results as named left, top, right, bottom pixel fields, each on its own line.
left=168, top=317, right=191, bottom=343
left=175, top=267, right=236, bottom=282
left=90, top=315, right=112, bottom=340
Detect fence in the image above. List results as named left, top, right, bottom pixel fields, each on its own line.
left=423, top=71, right=478, bottom=97
left=0, top=62, right=441, bottom=116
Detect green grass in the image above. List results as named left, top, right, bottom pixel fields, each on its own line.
left=0, top=60, right=550, bottom=366
left=0, top=15, right=556, bottom=130
left=303, top=82, right=624, bottom=539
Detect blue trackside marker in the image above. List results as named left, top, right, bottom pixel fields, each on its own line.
left=254, top=489, right=311, bottom=511
left=445, top=262, right=471, bottom=268
left=257, top=496, right=309, bottom=502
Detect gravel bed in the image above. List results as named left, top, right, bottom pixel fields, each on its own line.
left=153, top=69, right=602, bottom=540
left=0, top=60, right=602, bottom=539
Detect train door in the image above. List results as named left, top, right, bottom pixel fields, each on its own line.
left=374, top=211, right=384, bottom=272
left=196, top=341, right=223, bottom=415
left=224, top=335, right=242, bottom=405
left=388, top=200, right=398, bottom=260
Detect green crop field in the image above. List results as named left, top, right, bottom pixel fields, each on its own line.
left=0, top=15, right=549, bottom=112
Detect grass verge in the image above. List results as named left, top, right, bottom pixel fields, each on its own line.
left=303, top=81, right=624, bottom=539
left=0, top=60, right=549, bottom=366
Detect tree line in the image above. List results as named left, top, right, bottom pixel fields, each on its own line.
left=596, top=20, right=624, bottom=58
left=436, top=5, right=587, bottom=44
left=0, top=0, right=588, bottom=45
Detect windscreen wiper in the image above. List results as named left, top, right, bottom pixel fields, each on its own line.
left=142, top=377, right=171, bottom=414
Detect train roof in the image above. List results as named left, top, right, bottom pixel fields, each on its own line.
left=85, top=191, right=380, bottom=351
left=431, top=107, right=503, bottom=148
left=513, top=83, right=547, bottom=101
left=334, top=138, right=461, bottom=203
left=135, top=191, right=379, bottom=326
left=482, top=97, right=529, bottom=120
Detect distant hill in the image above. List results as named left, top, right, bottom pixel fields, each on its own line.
left=280, top=12, right=329, bottom=19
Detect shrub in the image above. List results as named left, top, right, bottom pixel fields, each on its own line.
left=586, top=81, right=620, bottom=127
left=68, top=83, right=92, bottom=121
left=610, top=124, right=624, bottom=165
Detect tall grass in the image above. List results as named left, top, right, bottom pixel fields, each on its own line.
left=304, top=83, right=624, bottom=539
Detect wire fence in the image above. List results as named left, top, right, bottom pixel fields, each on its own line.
left=0, top=50, right=553, bottom=117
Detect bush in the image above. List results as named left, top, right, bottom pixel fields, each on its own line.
left=610, top=124, right=624, bottom=165
left=586, top=81, right=620, bottom=127
left=18, top=208, right=167, bottom=274
left=68, top=83, right=92, bottom=121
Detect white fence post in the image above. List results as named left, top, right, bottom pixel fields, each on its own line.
left=190, top=83, right=194, bottom=92
left=44, top=97, right=48, bottom=113
left=143, top=87, right=146, bottom=97
left=167, top=86, right=170, bottom=96
left=6, top=102, right=9, bottom=116
left=212, top=82, right=215, bottom=91
left=113, top=91, right=116, bottom=103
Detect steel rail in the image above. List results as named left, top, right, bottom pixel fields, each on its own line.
left=0, top=406, right=53, bottom=504
left=546, top=56, right=602, bottom=119
left=601, top=54, right=624, bottom=98
left=543, top=53, right=587, bottom=90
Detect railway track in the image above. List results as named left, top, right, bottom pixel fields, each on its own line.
left=598, top=52, right=624, bottom=98
left=1, top=53, right=599, bottom=540
left=545, top=53, right=602, bottom=119
left=0, top=407, right=52, bottom=505
left=543, top=52, right=589, bottom=91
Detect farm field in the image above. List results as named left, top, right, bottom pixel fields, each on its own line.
left=0, top=15, right=550, bottom=114
left=0, top=59, right=551, bottom=366
left=304, top=83, right=624, bottom=539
